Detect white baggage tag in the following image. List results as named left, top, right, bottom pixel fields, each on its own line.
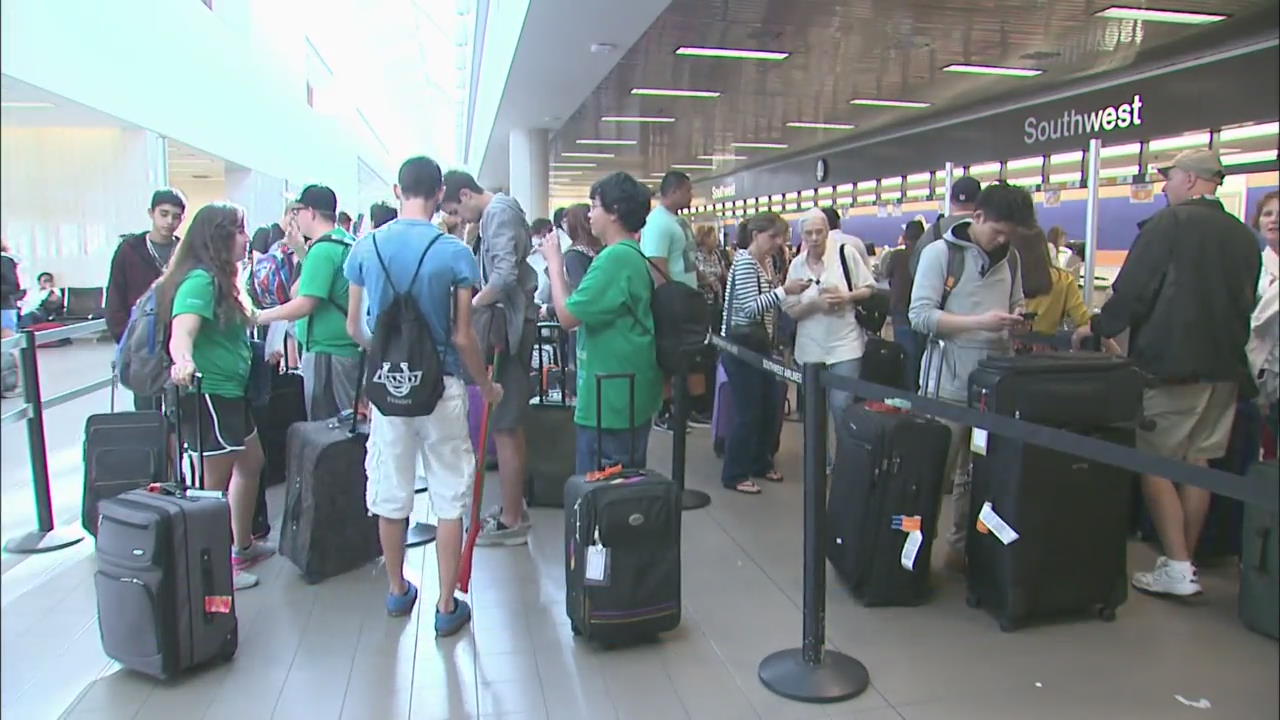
left=900, top=530, right=924, bottom=571
left=970, top=427, right=989, bottom=456
left=977, top=501, right=1020, bottom=545
left=585, top=544, right=609, bottom=585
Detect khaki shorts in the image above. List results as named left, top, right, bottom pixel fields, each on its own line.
left=1138, top=382, right=1237, bottom=462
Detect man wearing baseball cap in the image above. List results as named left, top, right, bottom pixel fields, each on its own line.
left=257, top=184, right=362, bottom=420
left=1075, top=148, right=1260, bottom=598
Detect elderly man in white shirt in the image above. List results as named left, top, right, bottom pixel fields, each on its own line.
left=784, top=208, right=877, bottom=459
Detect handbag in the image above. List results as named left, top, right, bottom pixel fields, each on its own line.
left=837, top=243, right=889, bottom=335
left=724, top=255, right=772, bottom=354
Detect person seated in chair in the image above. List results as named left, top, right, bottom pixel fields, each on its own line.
left=19, top=272, right=63, bottom=328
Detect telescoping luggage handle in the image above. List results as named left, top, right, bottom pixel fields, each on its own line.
left=332, top=351, right=367, bottom=436
left=587, top=372, right=637, bottom=481
left=160, top=374, right=215, bottom=498
left=534, top=322, right=566, bottom=407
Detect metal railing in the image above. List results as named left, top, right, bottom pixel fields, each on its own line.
left=3, top=319, right=112, bottom=554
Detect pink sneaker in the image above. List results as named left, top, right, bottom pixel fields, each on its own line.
left=232, top=540, right=276, bottom=571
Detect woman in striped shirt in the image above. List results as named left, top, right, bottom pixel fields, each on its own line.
left=720, top=212, right=811, bottom=494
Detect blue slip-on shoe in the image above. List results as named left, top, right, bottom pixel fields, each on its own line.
left=434, top=597, right=472, bottom=637
left=387, top=581, right=419, bottom=617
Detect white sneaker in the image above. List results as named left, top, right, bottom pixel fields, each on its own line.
left=1132, top=556, right=1201, bottom=597
left=234, top=569, right=260, bottom=591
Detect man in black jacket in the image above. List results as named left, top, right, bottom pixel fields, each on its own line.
left=1074, top=149, right=1260, bottom=597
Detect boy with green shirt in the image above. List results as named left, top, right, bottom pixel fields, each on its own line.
left=256, top=185, right=361, bottom=420
left=541, top=171, right=662, bottom=471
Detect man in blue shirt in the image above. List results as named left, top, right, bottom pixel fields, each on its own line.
left=344, top=156, right=502, bottom=635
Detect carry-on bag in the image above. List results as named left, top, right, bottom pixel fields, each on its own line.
left=526, top=322, right=577, bottom=507
left=711, top=358, right=787, bottom=458
left=95, top=377, right=238, bottom=679
left=253, top=367, right=306, bottom=487
left=83, top=369, right=169, bottom=536
left=1239, top=461, right=1279, bottom=639
left=964, top=352, right=1141, bottom=631
left=280, top=361, right=380, bottom=583
left=564, top=373, right=681, bottom=645
left=828, top=401, right=949, bottom=606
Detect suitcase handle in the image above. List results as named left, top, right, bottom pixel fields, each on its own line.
left=593, top=372, right=637, bottom=472
left=170, top=374, right=206, bottom=492
left=922, top=336, right=947, bottom=400
left=534, top=323, right=566, bottom=406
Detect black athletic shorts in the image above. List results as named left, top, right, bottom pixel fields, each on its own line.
left=178, top=393, right=257, bottom=456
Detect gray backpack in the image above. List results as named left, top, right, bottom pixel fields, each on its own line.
left=114, top=283, right=170, bottom=397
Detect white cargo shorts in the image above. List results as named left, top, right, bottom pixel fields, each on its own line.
left=365, top=377, right=474, bottom=521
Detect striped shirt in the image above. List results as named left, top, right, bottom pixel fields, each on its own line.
left=722, top=249, right=785, bottom=336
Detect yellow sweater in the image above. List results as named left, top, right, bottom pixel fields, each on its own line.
left=1025, top=268, right=1091, bottom=334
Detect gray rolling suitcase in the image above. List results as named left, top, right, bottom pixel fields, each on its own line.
left=82, top=373, right=169, bottom=536
left=94, top=378, right=238, bottom=678
left=526, top=322, right=576, bottom=507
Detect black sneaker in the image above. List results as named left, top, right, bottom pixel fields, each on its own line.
left=687, top=411, right=712, bottom=428
left=653, top=414, right=672, bottom=432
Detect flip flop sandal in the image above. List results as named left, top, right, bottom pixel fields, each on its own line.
left=731, top=480, right=763, bottom=495
left=759, top=470, right=784, bottom=483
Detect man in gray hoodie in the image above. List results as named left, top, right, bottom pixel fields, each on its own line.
left=909, top=182, right=1033, bottom=566
left=442, top=171, right=538, bottom=546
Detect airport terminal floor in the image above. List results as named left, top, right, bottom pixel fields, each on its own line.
left=1, top=340, right=1277, bottom=720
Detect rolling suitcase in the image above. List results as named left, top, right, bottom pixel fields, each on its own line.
left=95, top=378, right=238, bottom=679
left=964, top=352, right=1142, bottom=631
left=711, top=359, right=787, bottom=458
left=82, top=372, right=169, bottom=536
left=280, top=407, right=381, bottom=583
left=527, top=323, right=576, bottom=507
left=253, top=368, right=306, bottom=487
left=565, top=373, right=681, bottom=645
left=828, top=402, right=949, bottom=606
left=1239, top=462, right=1279, bottom=639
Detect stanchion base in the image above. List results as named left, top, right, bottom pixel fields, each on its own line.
left=414, top=476, right=429, bottom=493
left=758, top=648, right=869, bottom=704
left=4, top=527, right=85, bottom=555
left=681, top=488, right=711, bottom=511
left=406, top=522, right=437, bottom=547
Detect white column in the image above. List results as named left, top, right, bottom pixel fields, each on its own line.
left=508, top=127, right=549, bottom=220
left=942, top=161, right=954, bottom=216
left=1084, top=137, right=1102, bottom=309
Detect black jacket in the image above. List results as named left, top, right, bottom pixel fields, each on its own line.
left=0, top=253, right=20, bottom=310
left=1092, top=197, right=1261, bottom=388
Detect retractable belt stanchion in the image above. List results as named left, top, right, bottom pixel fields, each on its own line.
left=758, top=362, right=868, bottom=703
left=4, top=329, right=84, bottom=554
left=672, top=365, right=711, bottom=511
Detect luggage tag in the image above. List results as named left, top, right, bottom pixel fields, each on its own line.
left=204, top=595, right=233, bottom=614
left=586, top=464, right=624, bottom=483
left=891, top=515, right=924, bottom=571
left=970, top=428, right=989, bottom=456
left=977, top=501, right=1020, bottom=545
left=584, top=526, right=610, bottom=586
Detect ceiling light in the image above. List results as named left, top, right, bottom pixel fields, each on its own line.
left=631, top=88, right=721, bottom=98
left=562, top=151, right=615, bottom=158
left=1222, top=149, right=1279, bottom=166
left=698, top=154, right=748, bottom=161
left=786, top=121, right=856, bottom=130
left=1050, top=150, right=1085, bottom=165
left=552, top=162, right=597, bottom=168
left=835, top=183, right=854, bottom=193
left=1093, top=6, right=1228, bottom=24
left=856, top=180, right=878, bottom=190
left=602, top=115, right=675, bottom=123
left=849, top=98, right=932, bottom=108
left=1007, top=156, right=1045, bottom=170
left=732, top=142, right=788, bottom=149
left=942, top=63, right=1044, bottom=77
left=1007, top=176, right=1042, bottom=186
left=577, top=139, right=637, bottom=145
left=1100, top=142, right=1141, bottom=158
left=881, top=191, right=903, bottom=200
left=970, top=162, right=1002, bottom=174
left=674, top=46, right=790, bottom=61
left=1220, top=121, right=1279, bottom=142
left=1049, top=171, right=1082, bottom=183
left=857, top=194, right=877, bottom=203
left=906, top=172, right=933, bottom=183
left=549, top=170, right=583, bottom=176
left=1, top=101, right=55, bottom=108
left=1100, top=165, right=1140, bottom=178
left=1149, top=131, right=1209, bottom=151
left=671, top=163, right=715, bottom=170
left=906, top=188, right=931, bottom=198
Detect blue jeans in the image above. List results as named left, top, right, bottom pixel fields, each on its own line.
left=575, top=422, right=652, bottom=474
left=0, top=309, right=17, bottom=333
left=826, top=358, right=861, bottom=466
left=893, top=317, right=924, bottom=392
left=721, top=353, right=782, bottom=487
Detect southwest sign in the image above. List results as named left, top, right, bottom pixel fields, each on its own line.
left=1023, top=94, right=1144, bottom=145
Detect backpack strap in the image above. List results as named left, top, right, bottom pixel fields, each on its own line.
left=1007, top=247, right=1021, bottom=309
left=837, top=243, right=854, bottom=291
left=939, top=241, right=965, bottom=311
left=372, top=228, right=447, bottom=344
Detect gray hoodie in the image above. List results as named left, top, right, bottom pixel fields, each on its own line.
left=908, top=218, right=1024, bottom=402
left=478, top=193, right=538, bottom=351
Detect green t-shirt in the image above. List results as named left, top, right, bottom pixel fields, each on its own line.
left=171, top=268, right=250, bottom=398
left=296, top=228, right=360, bottom=358
left=640, top=205, right=698, bottom=288
left=565, top=239, right=663, bottom=430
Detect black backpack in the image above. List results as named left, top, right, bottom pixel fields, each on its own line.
left=836, top=243, right=890, bottom=335
left=364, top=231, right=446, bottom=417
left=622, top=244, right=710, bottom=374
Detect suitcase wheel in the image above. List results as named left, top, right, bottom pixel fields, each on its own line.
left=964, top=593, right=981, bottom=609
left=570, top=620, right=582, bottom=637
left=1098, top=606, right=1117, bottom=622
left=219, top=629, right=238, bottom=663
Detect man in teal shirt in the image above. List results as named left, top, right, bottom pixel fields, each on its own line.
left=541, top=171, right=662, bottom=471
left=257, top=185, right=361, bottom=420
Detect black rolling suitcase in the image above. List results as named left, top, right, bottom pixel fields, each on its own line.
left=280, top=392, right=381, bottom=583
left=828, top=402, right=949, bottom=605
left=82, top=373, right=169, bottom=536
left=254, top=368, right=306, bottom=487
left=94, top=378, right=238, bottom=678
left=527, top=323, right=577, bottom=507
left=565, top=373, right=681, bottom=645
left=964, top=352, right=1142, bottom=631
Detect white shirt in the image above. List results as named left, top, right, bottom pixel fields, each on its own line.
left=829, top=229, right=870, bottom=267
left=784, top=240, right=876, bottom=365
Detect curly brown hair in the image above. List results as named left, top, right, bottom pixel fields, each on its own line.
left=155, top=203, right=249, bottom=330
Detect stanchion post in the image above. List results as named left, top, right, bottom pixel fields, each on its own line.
left=4, top=329, right=84, bottom=554
left=673, top=364, right=711, bottom=511
left=758, top=362, right=867, bottom=703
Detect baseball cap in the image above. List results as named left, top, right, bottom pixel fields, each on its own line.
left=295, top=184, right=338, bottom=214
left=951, top=176, right=981, bottom=204
left=1158, top=149, right=1225, bottom=183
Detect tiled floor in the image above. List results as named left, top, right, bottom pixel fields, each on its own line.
left=1, top=343, right=1277, bottom=720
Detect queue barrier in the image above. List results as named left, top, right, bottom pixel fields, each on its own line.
left=708, top=333, right=1278, bottom=704
left=3, top=319, right=114, bottom=555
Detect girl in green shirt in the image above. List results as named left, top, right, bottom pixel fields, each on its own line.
left=156, top=202, right=273, bottom=590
